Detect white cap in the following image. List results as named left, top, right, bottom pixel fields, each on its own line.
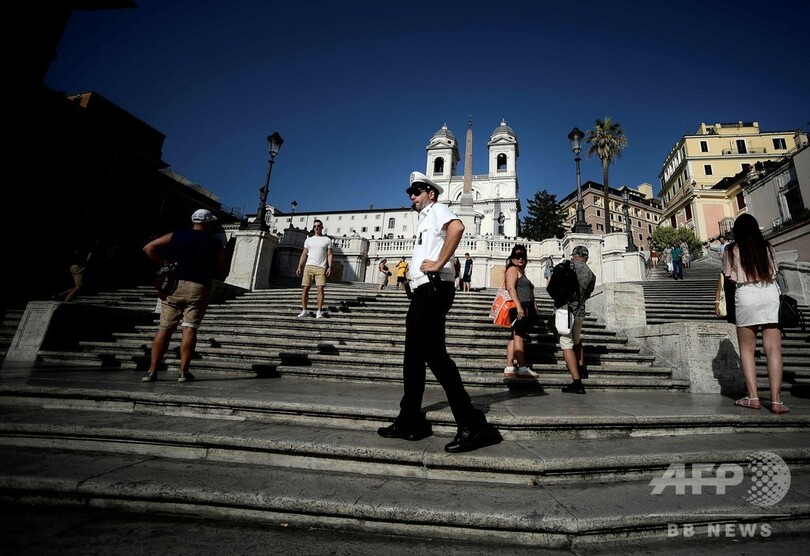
left=191, top=209, right=217, bottom=223
left=406, top=171, right=443, bottom=195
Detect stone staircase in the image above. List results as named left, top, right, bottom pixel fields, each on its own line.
left=2, top=273, right=809, bottom=551
left=33, top=283, right=686, bottom=391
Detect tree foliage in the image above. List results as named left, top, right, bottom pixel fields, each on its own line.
left=521, top=190, right=565, bottom=241
left=651, top=226, right=703, bottom=258
left=586, top=117, right=628, bottom=233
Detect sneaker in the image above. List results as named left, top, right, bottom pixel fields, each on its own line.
left=516, top=366, right=539, bottom=378
left=315, top=310, right=325, bottom=319
left=141, top=371, right=157, bottom=382
left=296, top=310, right=309, bottom=318
left=561, top=380, right=586, bottom=394
left=177, top=371, right=195, bottom=382
left=503, top=366, right=518, bottom=378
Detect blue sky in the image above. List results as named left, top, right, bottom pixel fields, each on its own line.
left=45, top=0, right=809, bottom=217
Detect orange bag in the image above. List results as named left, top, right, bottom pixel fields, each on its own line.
left=489, top=286, right=515, bottom=328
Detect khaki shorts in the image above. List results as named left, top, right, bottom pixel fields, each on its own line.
left=159, top=280, right=211, bottom=330
left=559, top=315, right=585, bottom=350
left=302, top=265, right=327, bottom=287
left=70, top=264, right=86, bottom=287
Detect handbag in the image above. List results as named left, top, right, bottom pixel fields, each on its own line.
left=779, top=294, right=805, bottom=332
left=717, top=274, right=727, bottom=318
left=489, top=285, right=515, bottom=328
left=155, top=263, right=178, bottom=300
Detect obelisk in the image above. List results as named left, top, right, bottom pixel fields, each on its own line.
left=456, top=115, right=479, bottom=234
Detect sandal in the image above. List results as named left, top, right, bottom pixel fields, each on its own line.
left=734, top=396, right=761, bottom=410
left=769, top=401, right=790, bottom=415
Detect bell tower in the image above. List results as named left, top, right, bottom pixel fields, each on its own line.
left=425, top=122, right=459, bottom=191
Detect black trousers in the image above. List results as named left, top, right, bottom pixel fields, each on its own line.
left=398, top=281, right=486, bottom=429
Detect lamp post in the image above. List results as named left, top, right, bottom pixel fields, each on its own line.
left=249, top=132, right=284, bottom=231
left=567, top=127, right=592, bottom=233
left=622, top=187, right=637, bottom=252
left=289, top=200, right=297, bottom=228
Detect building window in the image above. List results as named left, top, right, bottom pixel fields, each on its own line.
left=433, top=157, right=444, bottom=174
left=374, top=226, right=380, bottom=232
left=361, top=227, right=367, bottom=233
left=388, top=218, right=395, bottom=229
left=497, top=153, right=507, bottom=171
left=596, top=223, right=604, bottom=231
left=773, top=138, right=787, bottom=150
left=704, top=164, right=713, bottom=176
left=596, top=209, right=601, bottom=217
left=685, top=205, right=692, bottom=220
left=736, top=139, right=747, bottom=154
left=648, top=224, right=652, bottom=232
left=737, top=192, right=746, bottom=210
left=700, top=140, right=708, bottom=152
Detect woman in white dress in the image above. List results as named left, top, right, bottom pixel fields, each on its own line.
left=718, top=214, right=787, bottom=414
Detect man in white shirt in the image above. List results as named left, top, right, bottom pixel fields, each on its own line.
left=296, top=219, right=333, bottom=318
left=377, top=172, right=501, bottom=453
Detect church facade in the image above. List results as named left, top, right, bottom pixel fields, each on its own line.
left=262, top=120, right=523, bottom=241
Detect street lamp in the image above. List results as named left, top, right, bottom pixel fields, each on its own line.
left=567, top=127, right=592, bottom=234
left=622, top=187, right=637, bottom=252
left=249, top=132, right=284, bottom=231
left=289, top=200, right=297, bottom=228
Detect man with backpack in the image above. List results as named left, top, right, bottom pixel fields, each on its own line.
left=546, top=245, right=596, bottom=394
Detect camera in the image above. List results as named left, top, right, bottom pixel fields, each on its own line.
left=426, top=272, right=443, bottom=292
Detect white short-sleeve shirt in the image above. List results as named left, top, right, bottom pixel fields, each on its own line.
left=303, top=235, right=333, bottom=268
left=410, top=202, right=458, bottom=281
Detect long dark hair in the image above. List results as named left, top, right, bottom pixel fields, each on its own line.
left=729, top=213, right=774, bottom=282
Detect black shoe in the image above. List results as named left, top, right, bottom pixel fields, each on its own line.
left=377, top=420, right=433, bottom=441
left=444, top=424, right=502, bottom=453
left=562, top=380, right=586, bottom=394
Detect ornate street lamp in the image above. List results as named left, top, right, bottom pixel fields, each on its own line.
left=622, top=187, right=637, bottom=252
left=249, top=132, right=284, bottom=231
left=289, top=200, right=297, bottom=228
left=567, top=127, right=592, bottom=233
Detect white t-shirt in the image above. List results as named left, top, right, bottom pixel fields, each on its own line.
left=303, top=235, right=333, bottom=268
left=410, top=202, right=457, bottom=282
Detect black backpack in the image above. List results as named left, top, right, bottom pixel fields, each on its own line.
left=546, top=260, right=579, bottom=307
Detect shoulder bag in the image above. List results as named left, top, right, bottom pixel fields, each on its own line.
left=490, top=283, right=515, bottom=328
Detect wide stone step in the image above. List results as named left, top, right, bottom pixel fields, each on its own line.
left=1, top=405, right=808, bottom=485
left=3, top=445, right=808, bottom=549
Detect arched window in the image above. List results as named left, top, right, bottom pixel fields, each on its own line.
left=433, top=157, right=444, bottom=174
left=387, top=217, right=395, bottom=229
left=497, top=212, right=506, bottom=235
left=497, top=154, right=507, bottom=171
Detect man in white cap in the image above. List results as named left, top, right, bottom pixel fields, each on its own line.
left=141, top=208, right=226, bottom=383
left=377, top=172, right=502, bottom=453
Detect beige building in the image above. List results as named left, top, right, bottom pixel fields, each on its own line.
left=559, top=181, right=663, bottom=250
left=658, top=121, right=807, bottom=241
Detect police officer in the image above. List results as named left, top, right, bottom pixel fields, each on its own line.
left=377, top=172, right=502, bottom=453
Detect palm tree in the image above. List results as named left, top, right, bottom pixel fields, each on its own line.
left=586, top=117, right=628, bottom=233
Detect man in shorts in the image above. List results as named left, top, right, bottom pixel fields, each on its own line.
left=559, top=245, right=596, bottom=394
left=141, top=209, right=226, bottom=382
left=296, top=219, right=333, bottom=319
